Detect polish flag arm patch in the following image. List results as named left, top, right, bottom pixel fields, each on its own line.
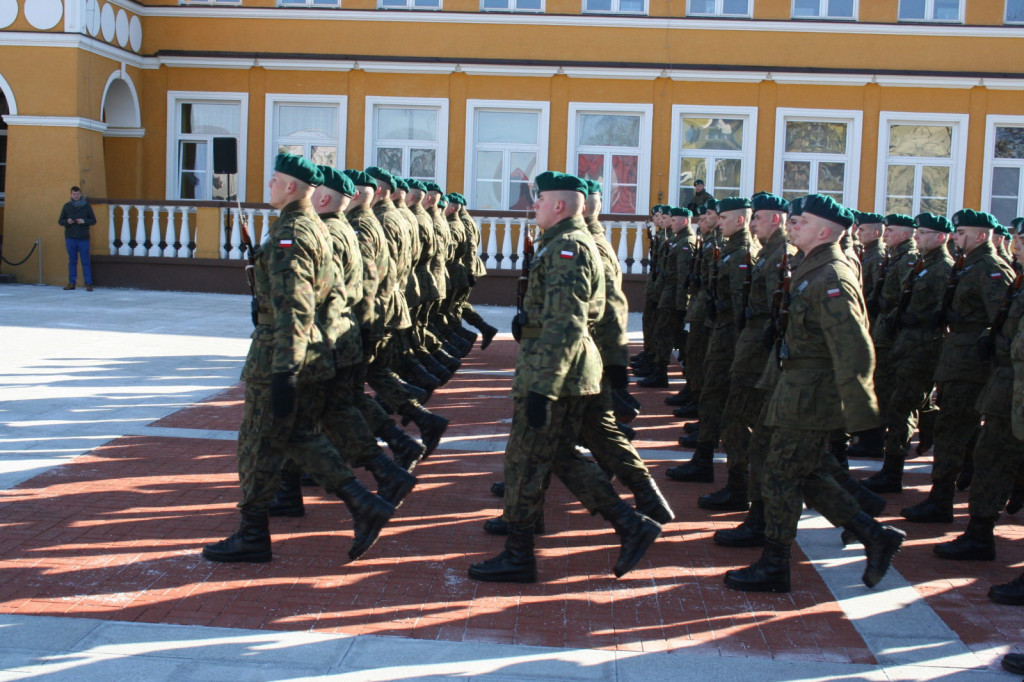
left=827, top=287, right=842, bottom=298
left=560, top=250, right=574, bottom=259
left=992, top=272, right=1004, bottom=280
left=279, top=239, right=293, bottom=247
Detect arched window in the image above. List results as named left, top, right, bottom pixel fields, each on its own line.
left=0, top=91, right=8, bottom=202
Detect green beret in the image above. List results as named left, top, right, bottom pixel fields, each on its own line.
left=652, top=204, right=666, bottom=215
left=407, top=179, right=427, bottom=192
left=343, top=169, right=377, bottom=189
left=319, top=166, right=355, bottom=197
left=365, top=166, right=395, bottom=188
left=852, top=210, right=883, bottom=225
left=885, top=213, right=916, bottom=229
left=716, top=196, right=752, bottom=213
left=393, top=177, right=410, bottom=192
left=438, top=197, right=448, bottom=208
left=788, top=196, right=805, bottom=217
left=915, top=212, right=953, bottom=233
left=704, top=198, right=719, bottom=212
left=424, top=182, right=444, bottom=194
left=446, top=192, right=466, bottom=206
left=801, top=194, right=854, bottom=228
left=1012, top=217, right=1024, bottom=230
left=951, top=209, right=999, bottom=229
left=995, top=221, right=1012, bottom=238
left=669, top=207, right=692, bottom=218
left=274, top=153, right=324, bottom=187
left=694, top=204, right=707, bottom=217
left=586, top=179, right=603, bottom=196
left=751, top=192, right=788, bottom=213
left=534, top=171, right=587, bottom=195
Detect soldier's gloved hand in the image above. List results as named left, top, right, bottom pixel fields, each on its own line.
left=976, top=332, right=995, bottom=362
left=866, top=298, right=880, bottom=319
left=525, top=391, right=551, bottom=429
left=468, top=274, right=477, bottom=287
left=270, top=373, right=297, bottom=420
left=604, top=365, right=629, bottom=390
left=250, top=299, right=260, bottom=328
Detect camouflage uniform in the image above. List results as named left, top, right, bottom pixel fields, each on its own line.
left=860, top=238, right=886, bottom=331
left=458, top=206, right=491, bottom=331
left=411, top=202, right=441, bottom=350
left=871, top=238, right=919, bottom=422
left=650, top=228, right=696, bottom=373
left=237, top=199, right=356, bottom=511
left=683, top=228, right=720, bottom=399
left=762, top=242, right=878, bottom=543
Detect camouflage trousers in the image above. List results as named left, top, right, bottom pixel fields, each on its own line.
left=931, top=380, right=985, bottom=489
left=683, top=320, right=711, bottom=397
left=368, top=333, right=419, bottom=415
left=641, top=297, right=658, bottom=353
left=746, top=392, right=774, bottom=502
left=444, top=285, right=472, bottom=325
left=461, top=302, right=488, bottom=331
left=581, top=387, right=652, bottom=489
left=882, top=369, right=936, bottom=459
left=762, top=427, right=861, bottom=544
left=237, top=380, right=355, bottom=511
left=503, top=394, right=620, bottom=529
left=413, top=301, right=443, bottom=353
left=873, top=344, right=895, bottom=423
left=354, top=360, right=395, bottom=436
left=651, top=307, right=681, bottom=368
left=720, top=384, right=767, bottom=481
left=969, top=414, right=1024, bottom=518
left=696, top=348, right=735, bottom=446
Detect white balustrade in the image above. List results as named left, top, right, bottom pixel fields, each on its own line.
left=146, top=207, right=162, bottom=257
left=132, top=206, right=147, bottom=256
left=483, top=218, right=498, bottom=270
left=177, top=208, right=192, bottom=257
left=162, top=209, right=177, bottom=257
left=118, top=206, right=132, bottom=256
left=104, top=203, right=196, bottom=258
left=630, top=221, right=646, bottom=274
left=107, top=205, right=117, bottom=256
left=499, top=218, right=513, bottom=270
left=228, top=209, right=243, bottom=259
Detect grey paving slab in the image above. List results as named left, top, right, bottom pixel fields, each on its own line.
left=0, top=614, right=101, bottom=652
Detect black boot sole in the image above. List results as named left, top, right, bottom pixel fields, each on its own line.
left=614, top=518, right=662, bottom=578
left=201, top=547, right=272, bottom=563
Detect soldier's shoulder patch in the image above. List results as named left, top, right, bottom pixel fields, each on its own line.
left=560, top=249, right=575, bottom=259
left=992, top=271, right=1005, bottom=280
left=827, top=287, right=842, bottom=298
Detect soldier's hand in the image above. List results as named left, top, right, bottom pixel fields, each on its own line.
left=604, top=365, right=629, bottom=390
left=468, top=274, right=477, bottom=287
left=525, top=391, right=551, bottom=429
left=976, top=333, right=995, bottom=362
left=270, top=373, right=297, bottom=420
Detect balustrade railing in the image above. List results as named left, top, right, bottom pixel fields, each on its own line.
left=97, top=200, right=198, bottom=257
left=220, top=206, right=278, bottom=259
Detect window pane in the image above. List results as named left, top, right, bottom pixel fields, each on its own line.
left=377, top=147, right=403, bottom=174
left=610, top=155, right=638, bottom=213
left=278, top=105, right=337, bottom=138
left=783, top=161, right=811, bottom=193
left=619, top=0, right=644, bottom=11
left=920, top=197, right=948, bottom=216
left=888, top=125, right=952, bottom=158
left=577, top=153, right=605, bottom=181
left=714, top=158, right=741, bottom=192
left=682, top=117, right=744, bottom=150
left=476, top=150, right=503, bottom=181
left=1008, top=0, right=1024, bottom=22
left=785, top=121, right=847, bottom=154
left=310, top=145, right=336, bottom=167
left=516, top=0, right=542, bottom=8
left=409, top=148, right=436, bottom=180
left=689, top=0, right=715, bottom=12
left=899, top=0, right=925, bottom=19
left=679, top=157, right=707, bottom=192
left=212, top=173, right=232, bottom=200
left=179, top=141, right=206, bottom=199
left=477, top=111, right=538, bottom=145
left=886, top=164, right=915, bottom=197
left=723, top=0, right=748, bottom=13
left=181, top=102, right=239, bottom=135
left=934, top=0, right=959, bottom=20
left=921, top=165, right=950, bottom=201
left=475, top=180, right=502, bottom=210
left=991, top=198, right=1019, bottom=226
left=380, top=0, right=407, bottom=6
left=995, top=127, right=1024, bottom=159
left=820, top=190, right=844, bottom=204
left=585, top=0, right=612, bottom=10
left=826, top=0, right=853, bottom=17
left=817, top=161, right=845, bottom=192
left=612, top=154, right=638, bottom=185
left=885, top=196, right=914, bottom=214
left=278, top=144, right=303, bottom=155
left=793, top=0, right=820, bottom=17
left=377, top=108, right=437, bottom=141
left=510, top=151, right=537, bottom=184
left=414, top=0, right=440, bottom=7
left=992, top=166, right=1021, bottom=197
left=578, top=114, right=641, bottom=147
left=482, top=0, right=509, bottom=7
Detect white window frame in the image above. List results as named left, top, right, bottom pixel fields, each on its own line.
left=1007, top=0, right=1024, bottom=23
left=874, top=111, right=968, bottom=218
left=166, top=91, right=249, bottom=202
left=791, top=0, right=857, bottom=20
left=773, top=108, right=863, bottom=206
left=981, top=114, right=1024, bottom=223
left=581, top=0, right=648, bottom=15
left=277, top=0, right=340, bottom=6
left=0, top=94, right=8, bottom=205
left=668, top=105, right=758, bottom=207
left=377, top=0, right=442, bottom=9
left=179, top=0, right=240, bottom=5
left=480, top=0, right=544, bottom=11
left=364, top=96, right=449, bottom=186
left=687, top=0, right=752, bottom=17
left=897, top=0, right=964, bottom=22
left=464, top=99, right=550, bottom=211
left=567, top=102, right=653, bottom=215
left=263, top=94, right=347, bottom=203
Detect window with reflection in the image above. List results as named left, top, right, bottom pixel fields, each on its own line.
left=898, top=0, right=962, bottom=22
left=988, top=126, right=1024, bottom=224
left=688, top=0, right=750, bottom=16
left=1008, top=0, right=1024, bottom=22
left=482, top=0, right=542, bottom=10
left=371, top=106, right=443, bottom=184
left=174, top=99, right=243, bottom=200
left=573, top=112, right=643, bottom=213
left=582, top=0, right=646, bottom=14
left=676, top=115, right=750, bottom=208
left=792, top=0, right=855, bottom=19
left=470, top=108, right=542, bottom=211
left=273, top=103, right=340, bottom=171
left=779, top=119, right=851, bottom=205
left=278, top=0, right=338, bottom=6
left=379, top=0, right=441, bottom=8
left=882, top=124, right=954, bottom=216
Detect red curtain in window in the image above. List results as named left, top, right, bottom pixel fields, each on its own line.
left=577, top=154, right=604, bottom=181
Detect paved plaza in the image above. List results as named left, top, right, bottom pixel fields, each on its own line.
left=0, top=284, right=1021, bottom=680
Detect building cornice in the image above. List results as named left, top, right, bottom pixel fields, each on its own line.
left=0, top=32, right=157, bottom=68
left=4, top=115, right=108, bottom=132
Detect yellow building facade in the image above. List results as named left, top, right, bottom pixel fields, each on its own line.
left=2, top=0, right=1024, bottom=286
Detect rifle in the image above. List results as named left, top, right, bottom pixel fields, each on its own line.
left=233, top=195, right=260, bottom=327
left=766, top=250, right=789, bottom=350
left=688, top=232, right=704, bottom=292
left=866, top=252, right=889, bottom=318
left=891, top=257, right=924, bottom=337
left=706, top=241, right=721, bottom=321
left=645, top=225, right=655, bottom=276
left=933, top=247, right=965, bottom=332
left=980, top=270, right=1024, bottom=362
left=773, top=251, right=793, bottom=368
left=511, top=227, right=534, bottom=343
left=737, top=249, right=752, bottom=331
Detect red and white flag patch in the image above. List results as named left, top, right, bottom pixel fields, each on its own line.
left=827, top=287, right=842, bottom=298
left=560, top=250, right=574, bottom=259
left=991, top=272, right=1003, bottom=280
left=279, top=239, right=293, bottom=247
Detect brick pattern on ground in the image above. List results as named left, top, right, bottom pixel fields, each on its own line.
left=0, top=339, right=1019, bottom=662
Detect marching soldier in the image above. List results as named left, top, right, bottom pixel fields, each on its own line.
left=453, top=197, right=499, bottom=347
left=855, top=211, right=886, bottom=329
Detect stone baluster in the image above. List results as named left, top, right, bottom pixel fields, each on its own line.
left=162, top=207, right=177, bottom=257
left=616, top=222, right=630, bottom=273
left=219, top=208, right=229, bottom=259
left=107, top=205, right=117, bottom=255
left=147, top=206, right=162, bottom=257
left=629, top=221, right=644, bottom=274
left=132, top=205, right=147, bottom=256
left=176, top=207, right=191, bottom=257
left=229, top=209, right=243, bottom=259
left=499, top=217, right=513, bottom=270
left=483, top=218, right=498, bottom=270
left=118, top=205, right=132, bottom=256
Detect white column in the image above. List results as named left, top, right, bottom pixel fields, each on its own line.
left=147, top=206, right=162, bottom=257
left=229, top=208, right=243, bottom=259
left=118, top=205, right=132, bottom=256
left=617, top=221, right=630, bottom=272
left=630, top=221, right=645, bottom=275
left=162, top=207, right=177, bottom=257
left=484, top=218, right=498, bottom=270
left=178, top=208, right=193, bottom=257
left=258, top=209, right=273, bottom=245
left=499, top=218, right=513, bottom=270
left=107, top=205, right=117, bottom=255
left=132, top=205, right=147, bottom=256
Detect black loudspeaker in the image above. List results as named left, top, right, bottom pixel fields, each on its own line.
left=213, top=137, right=238, bottom=175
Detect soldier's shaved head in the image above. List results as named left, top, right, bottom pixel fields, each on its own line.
left=534, top=189, right=584, bottom=230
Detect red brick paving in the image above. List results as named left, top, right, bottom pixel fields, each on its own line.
left=0, top=339, right=1020, bottom=662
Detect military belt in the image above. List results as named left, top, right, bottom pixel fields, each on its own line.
left=948, top=322, right=987, bottom=333
left=520, top=323, right=596, bottom=340
left=780, top=358, right=834, bottom=371
left=257, top=312, right=274, bottom=325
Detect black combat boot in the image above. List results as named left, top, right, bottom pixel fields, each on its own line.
left=453, top=324, right=478, bottom=347
left=665, top=388, right=694, bottom=406
left=442, top=337, right=469, bottom=359
left=202, top=509, right=272, bottom=563
left=616, top=422, right=637, bottom=442
left=842, top=511, right=906, bottom=588
left=407, top=363, right=442, bottom=396
left=665, top=443, right=714, bottom=483
left=631, top=357, right=655, bottom=377
left=268, top=467, right=305, bottom=517
left=699, top=468, right=749, bottom=511
left=378, top=422, right=426, bottom=472
left=837, top=473, right=886, bottom=517
left=846, top=426, right=884, bottom=459
left=366, top=451, right=417, bottom=508
left=418, top=351, right=452, bottom=386
left=490, top=481, right=505, bottom=497
left=713, top=500, right=766, bottom=547
left=988, top=571, right=1024, bottom=605
left=724, top=539, right=791, bottom=592
left=861, top=452, right=905, bottom=494
left=482, top=512, right=545, bottom=536
left=1002, top=653, right=1024, bottom=675
left=336, top=478, right=394, bottom=560
left=628, top=477, right=675, bottom=524
left=398, top=404, right=449, bottom=456
left=673, top=401, right=699, bottom=419
left=933, top=515, right=997, bottom=561
left=468, top=526, right=537, bottom=583
left=678, top=429, right=700, bottom=447
left=900, top=481, right=955, bottom=523
left=476, top=321, right=498, bottom=350
left=433, top=347, right=462, bottom=374
left=393, top=372, right=429, bottom=405
left=599, top=500, right=663, bottom=578
left=629, top=350, right=649, bottom=366
left=637, top=367, right=668, bottom=388
left=683, top=422, right=700, bottom=435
